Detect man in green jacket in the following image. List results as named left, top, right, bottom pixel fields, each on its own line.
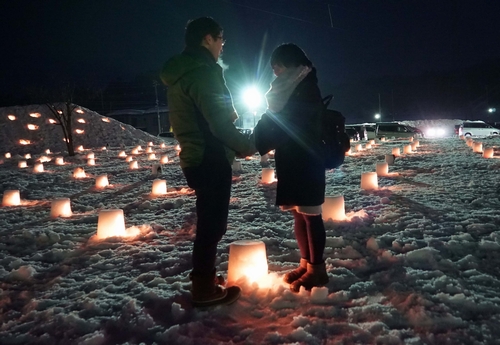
left=160, top=17, right=255, bottom=308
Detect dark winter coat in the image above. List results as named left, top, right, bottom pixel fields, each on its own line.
left=256, top=69, right=325, bottom=206
left=160, top=46, right=254, bottom=168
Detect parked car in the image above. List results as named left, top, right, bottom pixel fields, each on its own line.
left=157, top=131, right=177, bottom=144
left=375, top=122, right=423, bottom=139
left=345, top=124, right=367, bottom=141
left=236, top=127, right=253, bottom=136
left=345, top=127, right=360, bottom=141
left=459, top=120, right=500, bottom=137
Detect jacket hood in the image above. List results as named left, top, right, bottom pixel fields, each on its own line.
left=160, top=46, right=215, bottom=86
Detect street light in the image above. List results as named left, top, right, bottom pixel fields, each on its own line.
left=374, top=113, right=381, bottom=120
left=488, top=108, right=496, bottom=113
left=243, top=87, right=262, bottom=128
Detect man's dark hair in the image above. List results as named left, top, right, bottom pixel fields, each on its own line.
left=185, top=17, right=223, bottom=48
left=270, top=43, right=312, bottom=68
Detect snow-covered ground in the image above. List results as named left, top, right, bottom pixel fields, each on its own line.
left=1, top=105, right=500, bottom=345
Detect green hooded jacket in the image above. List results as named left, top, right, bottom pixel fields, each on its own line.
left=160, top=47, right=254, bottom=168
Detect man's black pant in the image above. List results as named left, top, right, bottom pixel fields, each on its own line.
left=182, top=154, right=232, bottom=276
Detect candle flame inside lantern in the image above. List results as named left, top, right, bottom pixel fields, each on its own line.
left=483, top=147, right=494, bottom=158
left=33, top=163, right=44, bottom=173
left=49, top=119, right=57, bottom=124
left=261, top=168, right=275, bottom=184
left=227, top=240, right=268, bottom=286
left=376, top=162, right=389, bottom=176
left=322, top=195, right=345, bottom=221
left=55, top=157, right=64, bottom=165
left=5, top=153, right=11, bottom=158
left=8, top=115, right=16, bottom=120
left=360, top=172, right=378, bottom=190
left=18, top=161, right=27, bottom=168
left=118, top=151, right=127, bottom=157
left=472, top=142, right=483, bottom=153
left=19, top=139, right=31, bottom=145
left=96, top=209, right=126, bottom=239
left=50, top=198, right=72, bottom=218
left=102, top=118, right=110, bottom=123
left=160, top=155, right=169, bottom=164
left=75, top=129, right=85, bottom=134
left=152, top=179, right=167, bottom=195
left=2, top=190, right=20, bottom=206
left=30, top=113, right=41, bottom=118
left=27, top=124, right=39, bottom=130
left=129, top=161, right=138, bottom=170
left=73, top=167, right=86, bottom=178
left=77, top=118, right=85, bottom=123
left=95, top=175, right=109, bottom=188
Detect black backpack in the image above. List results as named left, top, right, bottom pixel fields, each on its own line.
left=321, top=95, right=351, bottom=169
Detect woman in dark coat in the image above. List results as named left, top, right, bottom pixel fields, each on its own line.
left=254, top=43, right=329, bottom=292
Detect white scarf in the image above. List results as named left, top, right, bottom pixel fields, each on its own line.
left=265, top=65, right=312, bottom=113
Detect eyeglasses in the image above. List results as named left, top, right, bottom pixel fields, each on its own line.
left=217, top=35, right=226, bottom=46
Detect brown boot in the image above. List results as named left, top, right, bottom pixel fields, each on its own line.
left=190, top=271, right=241, bottom=308
left=283, top=258, right=308, bottom=284
left=290, top=262, right=329, bottom=293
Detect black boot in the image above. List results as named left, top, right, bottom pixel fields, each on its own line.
left=190, top=270, right=240, bottom=308
left=283, top=258, right=308, bottom=284
left=290, top=262, right=329, bottom=293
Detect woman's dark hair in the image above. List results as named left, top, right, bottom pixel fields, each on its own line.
left=270, top=43, right=312, bottom=68
left=185, top=17, right=223, bottom=48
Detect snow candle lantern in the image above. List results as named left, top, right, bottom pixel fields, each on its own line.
left=87, top=153, right=94, bottom=159
left=227, top=240, right=268, bottom=285
left=45, top=149, right=51, bottom=154
left=409, top=137, right=414, bottom=142
left=360, top=172, right=378, bottom=190
left=483, top=147, right=494, bottom=158
left=18, top=160, right=27, bottom=168
left=369, top=139, right=375, bottom=145
left=96, top=209, right=126, bottom=239
left=126, top=156, right=133, bottom=162
left=411, top=142, right=418, bottom=151
left=77, top=145, right=84, bottom=152
left=2, top=190, right=20, bottom=207
left=118, top=151, right=127, bottom=158
left=148, top=153, right=156, bottom=160
left=466, top=138, right=473, bottom=147
left=322, top=195, right=345, bottom=221
left=87, top=158, right=95, bottom=166
left=129, top=161, right=138, bottom=170
left=146, top=147, right=153, bottom=154
left=380, top=137, right=386, bottom=142
left=73, top=167, right=86, bottom=178
left=392, top=147, right=400, bottom=156
left=160, top=143, right=166, bottom=149
left=355, top=143, right=363, bottom=152
left=160, top=155, right=169, bottom=164
left=345, top=148, right=352, bottom=156
left=5, top=153, right=11, bottom=158
left=472, top=142, right=483, bottom=153
left=403, top=145, right=412, bottom=154
left=261, top=168, right=275, bottom=183
left=131, top=148, right=139, bottom=155
left=25, top=153, right=31, bottom=159
left=365, top=144, right=372, bottom=149
left=414, top=140, right=420, bottom=147
left=151, top=179, right=167, bottom=195
left=148, top=141, right=153, bottom=147
left=376, top=162, right=389, bottom=176
left=50, top=198, right=72, bottom=218
left=55, top=157, right=64, bottom=165
left=33, top=163, right=44, bottom=173
left=95, top=175, right=109, bottom=188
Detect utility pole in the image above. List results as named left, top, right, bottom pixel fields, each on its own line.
left=153, top=81, right=161, bottom=135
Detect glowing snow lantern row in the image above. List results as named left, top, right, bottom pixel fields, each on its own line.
left=33, top=163, right=44, bottom=173
left=18, top=160, right=27, bottom=168
left=376, top=162, right=389, bottom=176
left=2, top=190, right=20, bottom=206
left=152, top=179, right=167, bottom=195
left=227, top=240, right=268, bottom=285
left=472, top=142, right=483, bottom=153
left=483, top=147, right=494, bottom=158
left=5, top=153, right=11, bottom=158
left=322, top=195, right=345, bottom=221
left=261, top=168, right=275, bottom=183
left=50, top=198, right=72, bottom=218
left=361, top=172, right=378, bottom=190
left=96, top=209, right=126, bottom=239
left=160, top=155, right=169, bottom=164
left=392, top=147, right=400, bottom=156
left=118, top=151, right=127, bottom=158
left=73, top=167, right=86, bottom=178
left=129, top=161, right=138, bottom=170
left=403, top=145, right=412, bottom=154
left=55, top=157, right=64, bottom=165
left=95, top=175, right=109, bottom=188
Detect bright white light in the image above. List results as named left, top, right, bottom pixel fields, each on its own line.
left=426, top=127, right=446, bottom=138
left=243, top=87, right=262, bottom=110
left=374, top=113, right=381, bottom=120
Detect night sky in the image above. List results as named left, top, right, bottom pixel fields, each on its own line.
left=2, top=0, right=499, bottom=120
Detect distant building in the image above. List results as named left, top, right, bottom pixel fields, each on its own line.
left=106, top=106, right=169, bottom=135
